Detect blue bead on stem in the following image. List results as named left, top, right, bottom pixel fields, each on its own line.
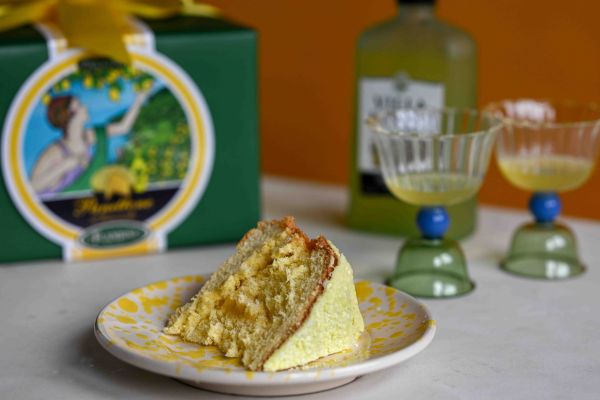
left=529, top=192, right=561, bottom=224
left=417, top=206, right=450, bottom=240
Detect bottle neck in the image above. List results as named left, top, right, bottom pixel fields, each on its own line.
left=397, top=4, right=436, bottom=22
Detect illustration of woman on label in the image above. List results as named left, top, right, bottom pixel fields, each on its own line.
left=31, top=90, right=149, bottom=196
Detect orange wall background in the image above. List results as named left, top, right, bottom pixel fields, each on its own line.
left=208, top=0, right=600, bottom=220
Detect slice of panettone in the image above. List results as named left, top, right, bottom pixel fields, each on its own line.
left=164, top=216, right=364, bottom=371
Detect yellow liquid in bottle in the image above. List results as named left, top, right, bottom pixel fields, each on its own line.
left=386, top=172, right=480, bottom=206
left=347, top=3, right=478, bottom=238
left=498, top=156, right=594, bottom=192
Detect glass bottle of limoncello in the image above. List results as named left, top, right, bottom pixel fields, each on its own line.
left=348, top=0, right=478, bottom=238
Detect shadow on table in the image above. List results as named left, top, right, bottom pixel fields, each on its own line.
left=485, top=251, right=505, bottom=267
left=65, top=327, right=235, bottom=399
left=462, top=235, right=505, bottom=270
left=471, top=249, right=505, bottom=272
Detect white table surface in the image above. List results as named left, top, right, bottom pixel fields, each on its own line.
left=1, top=177, right=600, bottom=400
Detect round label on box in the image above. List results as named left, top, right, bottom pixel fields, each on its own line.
left=2, top=37, right=214, bottom=260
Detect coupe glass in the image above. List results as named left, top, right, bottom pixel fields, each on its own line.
left=487, top=99, right=600, bottom=279
left=369, top=108, right=500, bottom=298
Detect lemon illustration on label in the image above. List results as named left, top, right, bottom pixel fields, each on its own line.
left=83, top=74, right=93, bottom=88
left=130, top=154, right=149, bottom=193
left=108, top=87, right=121, bottom=102
left=91, top=165, right=134, bottom=200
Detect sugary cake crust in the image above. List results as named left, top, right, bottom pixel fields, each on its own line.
left=239, top=216, right=310, bottom=250
left=256, top=233, right=338, bottom=370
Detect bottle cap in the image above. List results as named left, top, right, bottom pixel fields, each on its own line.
left=397, top=0, right=436, bottom=4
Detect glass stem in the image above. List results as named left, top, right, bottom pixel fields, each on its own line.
left=529, top=192, right=561, bottom=225
left=417, top=206, right=450, bottom=240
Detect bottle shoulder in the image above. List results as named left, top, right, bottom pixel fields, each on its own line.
left=357, top=17, right=396, bottom=45
left=358, top=17, right=476, bottom=53
left=435, top=20, right=476, bottom=48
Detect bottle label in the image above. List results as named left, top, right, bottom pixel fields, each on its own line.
left=357, top=75, right=444, bottom=194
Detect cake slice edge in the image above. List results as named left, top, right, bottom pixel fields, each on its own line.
left=261, top=240, right=365, bottom=371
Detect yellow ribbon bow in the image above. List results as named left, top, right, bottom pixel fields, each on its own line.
left=0, top=0, right=220, bottom=64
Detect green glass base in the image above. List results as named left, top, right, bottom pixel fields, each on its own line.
left=387, top=237, right=475, bottom=298
left=501, top=222, right=585, bottom=280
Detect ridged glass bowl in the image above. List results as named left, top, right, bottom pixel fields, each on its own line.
left=369, top=107, right=500, bottom=298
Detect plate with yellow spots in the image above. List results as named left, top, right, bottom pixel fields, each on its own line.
left=95, top=275, right=436, bottom=396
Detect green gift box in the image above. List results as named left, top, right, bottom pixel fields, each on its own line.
left=0, top=16, right=260, bottom=262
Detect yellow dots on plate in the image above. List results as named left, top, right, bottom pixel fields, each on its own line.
left=158, top=334, right=179, bottom=344
left=117, top=298, right=138, bottom=313
left=367, top=321, right=386, bottom=331
left=115, top=315, right=137, bottom=324
left=391, top=331, right=405, bottom=339
left=205, top=346, right=222, bottom=356
left=245, top=371, right=255, bottom=380
left=149, top=281, right=168, bottom=291
left=177, top=348, right=208, bottom=359
left=368, top=297, right=382, bottom=308
left=124, top=339, right=154, bottom=352
left=384, top=287, right=398, bottom=310
left=384, top=310, right=404, bottom=319
left=139, top=295, right=168, bottom=314
left=355, top=281, right=374, bottom=302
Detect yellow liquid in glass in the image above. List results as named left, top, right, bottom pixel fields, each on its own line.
left=498, top=156, right=594, bottom=191
left=386, top=172, right=480, bottom=206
